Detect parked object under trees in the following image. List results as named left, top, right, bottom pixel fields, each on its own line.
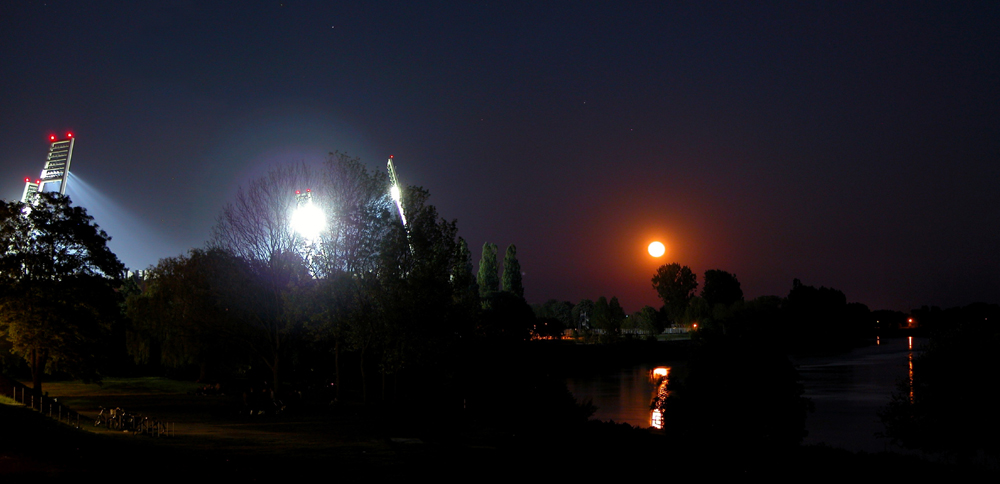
left=0, top=193, right=124, bottom=394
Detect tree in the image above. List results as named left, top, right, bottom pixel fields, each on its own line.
left=319, top=152, right=393, bottom=276
left=651, top=263, right=698, bottom=324
left=211, top=163, right=316, bottom=264
left=450, top=237, right=480, bottom=338
left=783, top=278, right=862, bottom=351
left=452, top=238, right=478, bottom=300
left=533, top=299, right=573, bottom=328
left=477, top=242, right=499, bottom=300
left=209, top=163, right=323, bottom=391
left=501, top=244, right=524, bottom=298
left=627, top=305, right=662, bottom=336
left=571, top=299, right=595, bottom=331
left=608, top=296, right=626, bottom=331
left=480, top=291, right=535, bottom=343
left=0, top=193, right=124, bottom=394
left=701, top=269, right=743, bottom=308
left=226, top=249, right=311, bottom=392
left=125, top=249, right=241, bottom=381
left=354, top=184, right=461, bottom=401
left=592, top=296, right=610, bottom=333
left=592, top=296, right=625, bottom=341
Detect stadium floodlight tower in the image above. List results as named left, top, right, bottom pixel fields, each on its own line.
left=21, top=132, right=75, bottom=202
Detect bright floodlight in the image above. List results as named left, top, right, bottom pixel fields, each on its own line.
left=291, top=202, right=325, bottom=241
left=389, top=184, right=407, bottom=226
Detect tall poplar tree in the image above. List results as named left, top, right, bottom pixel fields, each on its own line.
left=452, top=237, right=479, bottom=304
left=501, top=244, right=524, bottom=298
left=477, top=242, right=499, bottom=298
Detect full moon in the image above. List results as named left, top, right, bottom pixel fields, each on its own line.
left=648, top=241, right=665, bottom=257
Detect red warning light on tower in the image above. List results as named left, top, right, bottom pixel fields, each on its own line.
left=49, top=135, right=56, bottom=141
left=24, top=177, right=30, bottom=183
left=67, top=132, right=73, bottom=138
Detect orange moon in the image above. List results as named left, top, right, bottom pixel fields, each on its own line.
left=648, top=241, right=665, bottom=257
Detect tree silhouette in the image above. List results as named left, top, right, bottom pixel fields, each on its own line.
left=501, top=244, right=523, bottom=298
left=651, top=263, right=698, bottom=324
left=0, top=193, right=124, bottom=394
left=477, top=242, right=499, bottom=300
left=125, top=248, right=242, bottom=381
left=701, top=269, right=743, bottom=308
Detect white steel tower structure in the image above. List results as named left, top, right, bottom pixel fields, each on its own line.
left=22, top=133, right=75, bottom=202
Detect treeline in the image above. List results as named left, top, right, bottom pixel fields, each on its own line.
left=535, top=262, right=911, bottom=353
left=653, top=262, right=903, bottom=353
left=120, top=153, right=543, bottom=408
left=1, top=154, right=561, bottom=421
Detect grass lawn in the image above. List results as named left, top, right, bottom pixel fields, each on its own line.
left=2, top=377, right=439, bottom=479
left=39, top=376, right=202, bottom=396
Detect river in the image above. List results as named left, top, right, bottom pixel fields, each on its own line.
left=565, top=336, right=925, bottom=452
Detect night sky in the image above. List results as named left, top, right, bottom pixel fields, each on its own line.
left=2, top=1, right=998, bottom=312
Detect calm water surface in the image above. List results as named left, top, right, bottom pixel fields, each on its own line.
left=565, top=337, right=925, bottom=452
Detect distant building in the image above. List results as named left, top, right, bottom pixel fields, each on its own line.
left=22, top=133, right=75, bottom=202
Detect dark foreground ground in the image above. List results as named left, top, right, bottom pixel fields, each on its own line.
left=2, top=390, right=996, bottom=482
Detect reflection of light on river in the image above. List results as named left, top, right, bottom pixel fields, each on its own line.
left=907, top=336, right=915, bottom=403
left=908, top=353, right=914, bottom=405
left=649, top=367, right=670, bottom=429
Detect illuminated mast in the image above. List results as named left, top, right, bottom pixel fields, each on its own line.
left=386, top=156, right=407, bottom=227
left=386, top=156, right=415, bottom=256
left=22, top=132, right=75, bottom=202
